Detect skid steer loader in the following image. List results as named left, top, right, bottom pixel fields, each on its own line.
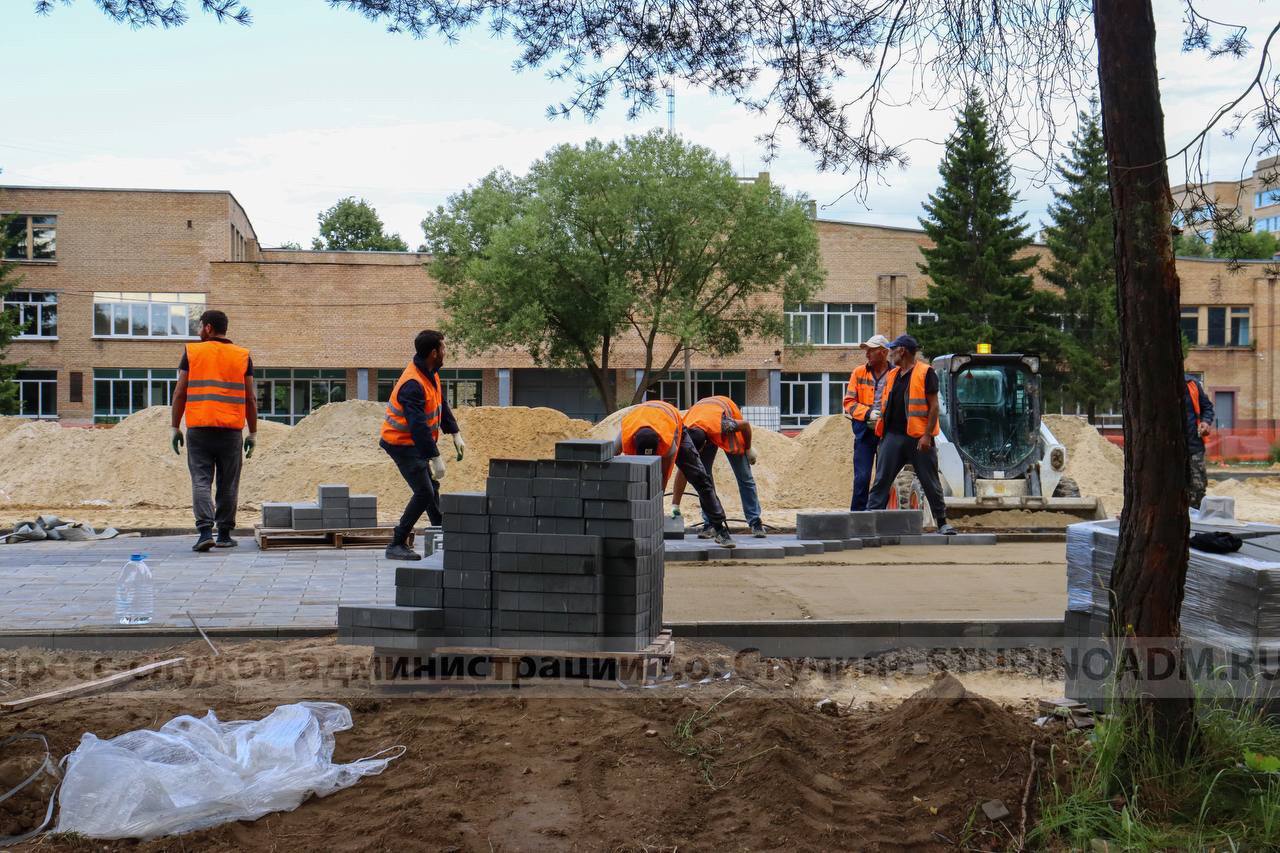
left=889, top=351, right=1107, bottom=523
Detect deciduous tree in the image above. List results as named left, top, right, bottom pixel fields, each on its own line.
left=311, top=197, right=408, bottom=252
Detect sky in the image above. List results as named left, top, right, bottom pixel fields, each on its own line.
left=1, top=1, right=1276, bottom=248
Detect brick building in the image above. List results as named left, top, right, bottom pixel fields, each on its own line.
left=2, top=184, right=1275, bottom=430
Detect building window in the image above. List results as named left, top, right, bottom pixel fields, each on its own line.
left=376, top=368, right=483, bottom=407
left=2, top=214, right=56, bottom=261
left=441, top=369, right=482, bottom=408
left=785, top=303, right=876, bottom=346
left=93, top=368, right=178, bottom=423
left=92, top=292, right=206, bottom=339
left=3, top=291, right=57, bottom=338
left=15, top=370, right=57, bottom=418
left=907, top=311, right=939, bottom=326
left=780, top=372, right=845, bottom=428
left=1256, top=189, right=1280, bottom=209
left=1231, top=307, right=1251, bottom=346
left=1206, top=306, right=1227, bottom=347
left=256, top=368, right=346, bottom=425
left=647, top=371, right=747, bottom=410
left=1180, top=307, right=1200, bottom=347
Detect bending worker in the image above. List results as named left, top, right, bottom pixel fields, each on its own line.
left=618, top=400, right=736, bottom=548
left=1184, top=371, right=1215, bottom=510
left=866, top=334, right=957, bottom=535
left=379, top=329, right=466, bottom=561
left=843, top=334, right=892, bottom=511
left=670, top=395, right=765, bottom=538
left=169, top=309, right=257, bottom=553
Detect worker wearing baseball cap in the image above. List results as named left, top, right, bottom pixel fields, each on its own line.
left=866, top=334, right=956, bottom=535
left=842, top=334, right=893, bottom=511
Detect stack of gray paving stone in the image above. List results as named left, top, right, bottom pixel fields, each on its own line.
left=261, top=484, right=378, bottom=531
left=337, top=438, right=666, bottom=656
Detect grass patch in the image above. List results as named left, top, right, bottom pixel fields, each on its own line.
left=1034, top=695, right=1280, bottom=849
left=665, top=687, right=778, bottom=789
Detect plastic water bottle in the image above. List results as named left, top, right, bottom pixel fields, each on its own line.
left=115, top=554, right=154, bottom=625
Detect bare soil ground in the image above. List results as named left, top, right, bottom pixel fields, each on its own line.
left=0, top=639, right=1064, bottom=851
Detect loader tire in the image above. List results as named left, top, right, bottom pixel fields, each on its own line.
left=1053, top=476, right=1081, bottom=499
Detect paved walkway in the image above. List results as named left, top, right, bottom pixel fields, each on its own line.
left=0, top=535, right=1066, bottom=634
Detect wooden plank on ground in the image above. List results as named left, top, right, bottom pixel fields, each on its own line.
left=1, top=657, right=185, bottom=713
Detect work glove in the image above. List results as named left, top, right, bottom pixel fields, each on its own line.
left=244, top=433, right=256, bottom=459
left=452, top=432, right=466, bottom=462
left=746, top=447, right=758, bottom=465
left=868, top=409, right=881, bottom=424
left=170, top=427, right=184, bottom=455
left=430, top=455, right=447, bottom=482
left=671, top=506, right=682, bottom=519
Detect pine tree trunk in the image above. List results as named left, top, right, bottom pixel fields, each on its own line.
left=1086, top=401, right=1097, bottom=425
left=1093, top=0, right=1195, bottom=749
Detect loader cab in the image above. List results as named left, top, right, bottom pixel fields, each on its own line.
left=933, top=353, right=1042, bottom=481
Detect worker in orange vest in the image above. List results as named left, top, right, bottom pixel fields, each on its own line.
left=170, top=309, right=258, bottom=552
left=1183, top=373, right=1215, bottom=510
left=380, top=330, right=465, bottom=561
left=670, top=395, right=765, bottom=538
left=866, top=334, right=956, bottom=535
left=843, top=334, right=892, bottom=511
left=618, top=400, right=735, bottom=548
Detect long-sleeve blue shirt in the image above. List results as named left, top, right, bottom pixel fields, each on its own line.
left=382, top=356, right=459, bottom=459
left=1183, top=375, right=1215, bottom=454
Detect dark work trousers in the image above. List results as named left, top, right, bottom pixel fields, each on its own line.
left=383, top=442, right=442, bottom=542
left=187, top=426, right=243, bottom=533
left=866, top=431, right=948, bottom=523
left=696, top=443, right=762, bottom=527
left=850, top=418, right=880, bottom=511
left=673, top=431, right=727, bottom=527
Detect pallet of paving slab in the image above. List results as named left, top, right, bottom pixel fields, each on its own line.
left=371, top=630, right=675, bottom=688
left=253, top=525, right=412, bottom=551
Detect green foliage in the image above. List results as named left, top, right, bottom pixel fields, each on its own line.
left=1036, top=696, right=1280, bottom=849
left=278, top=240, right=302, bottom=250
left=0, top=217, right=24, bottom=415
left=910, top=92, right=1064, bottom=369
left=422, top=131, right=824, bottom=411
left=311, top=197, right=409, bottom=252
left=1042, top=107, right=1120, bottom=422
left=1176, top=228, right=1278, bottom=260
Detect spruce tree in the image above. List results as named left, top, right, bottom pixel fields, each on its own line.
left=1043, top=106, right=1120, bottom=422
left=910, top=92, right=1063, bottom=365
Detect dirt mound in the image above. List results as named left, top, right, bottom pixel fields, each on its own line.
left=0, top=408, right=288, bottom=508
left=0, top=417, right=31, bottom=442
left=1044, top=414, right=1125, bottom=513
left=245, top=401, right=592, bottom=509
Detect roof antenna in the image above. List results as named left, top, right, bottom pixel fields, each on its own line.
left=666, top=86, right=675, bottom=135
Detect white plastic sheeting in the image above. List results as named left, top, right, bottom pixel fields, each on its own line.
left=55, top=702, right=403, bottom=839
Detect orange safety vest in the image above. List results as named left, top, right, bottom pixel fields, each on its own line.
left=1187, top=379, right=1201, bottom=417
left=184, top=341, right=250, bottom=429
left=842, top=363, right=880, bottom=421
left=875, top=361, right=940, bottom=439
left=621, top=400, right=683, bottom=485
left=683, top=395, right=746, bottom=454
left=380, top=361, right=442, bottom=447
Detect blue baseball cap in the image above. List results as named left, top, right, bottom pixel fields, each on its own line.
left=888, top=334, right=920, bottom=353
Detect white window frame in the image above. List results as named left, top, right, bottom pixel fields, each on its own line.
left=1230, top=306, right=1251, bottom=347
left=92, top=292, right=206, bottom=340
left=785, top=302, right=876, bottom=347
left=4, top=290, right=58, bottom=339
left=256, top=369, right=347, bottom=425
left=15, top=369, right=57, bottom=419
left=780, top=371, right=846, bottom=428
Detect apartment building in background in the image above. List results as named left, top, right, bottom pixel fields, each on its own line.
left=3, top=184, right=1276, bottom=432
left=1171, top=154, right=1280, bottom=241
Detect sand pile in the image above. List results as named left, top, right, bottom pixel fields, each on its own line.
left=1202, top=476, right=1280, bottom=523
left=245, top=401, right=592, bottom=509
left=0, top=417, right=31, bottom=442
left=0, top=408, right=288, bottom=508
left=1043, top=414, right=1125, bottom=513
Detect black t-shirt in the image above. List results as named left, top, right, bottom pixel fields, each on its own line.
left=178, top=338, right=254, bottom=376
left=885, top=364, right=938, bottom=435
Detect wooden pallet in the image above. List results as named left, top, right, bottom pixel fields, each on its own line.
left=371, top=629, right=675, bottom=688
left=253, top=525, right=414, bottom=551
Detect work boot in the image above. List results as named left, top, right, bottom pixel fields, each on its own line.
left=214, top=529, right=238, bottom=548
left=696, top=525, right=715, bottom=539
left=712, top=525, right=736, bottom=548
left=385, top=543, right=421, bottom=561
left=938, top=522, right=958, bottom=536
left=192, top=529, right=215, bottom=552
left=749, top=521, right=767, bottom=539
